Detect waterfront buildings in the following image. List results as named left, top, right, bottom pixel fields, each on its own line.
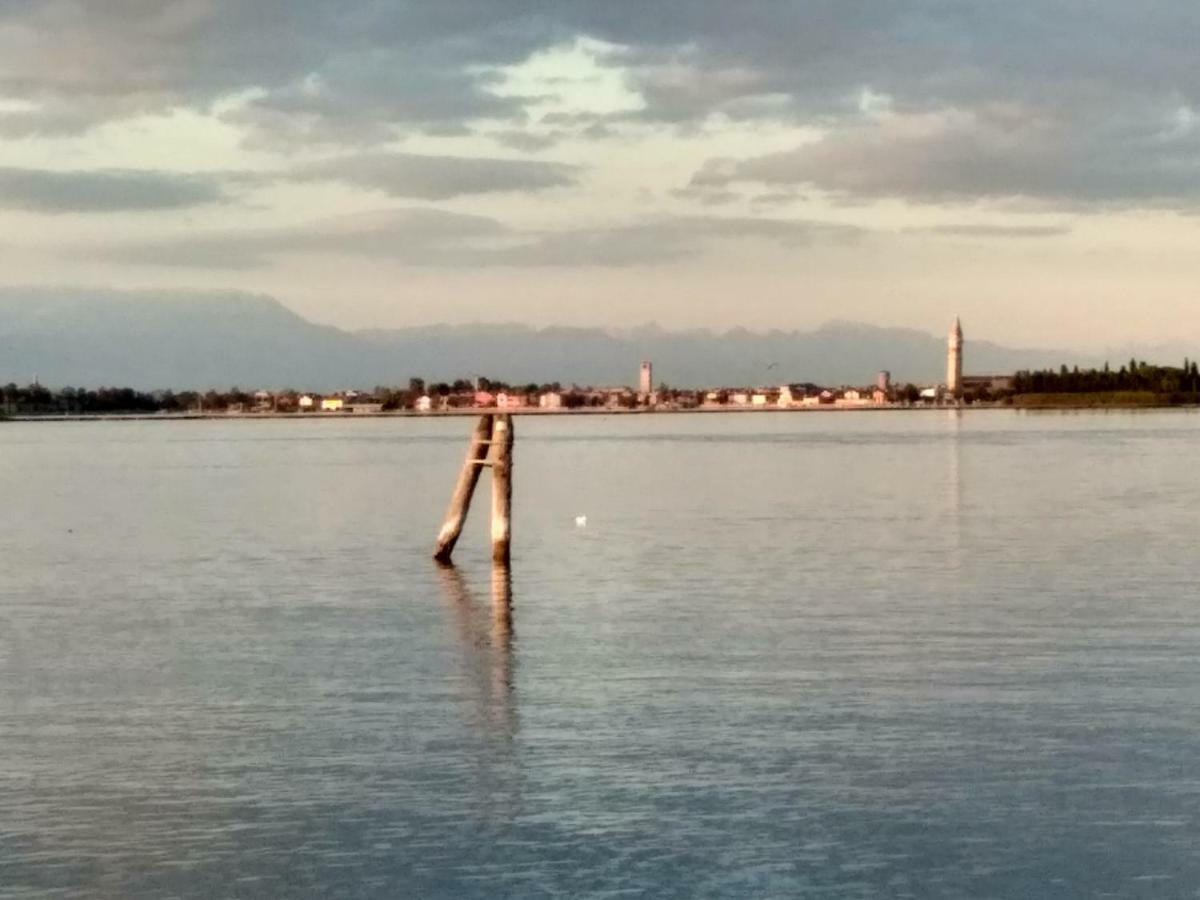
left=639, top=361, right=653, bottom=396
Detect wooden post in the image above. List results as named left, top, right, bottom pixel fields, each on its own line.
left=433, top=414, right=494, bottom=563
left=490, top=414, right=514, bottom=564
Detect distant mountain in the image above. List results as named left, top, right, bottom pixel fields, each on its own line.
left=0, top=287, right=1103, bottom=390
left=0, top=288, right=368, bottom=389
left=356, top=319, right=1086, bottom=388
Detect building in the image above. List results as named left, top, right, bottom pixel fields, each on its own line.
left=298, top=394, right=315, bottom=411
left=639, top=361, right=653, bottom=396
left=963, top=375, right=1013, bottom=395
left=416, top=395, right=433, bottom=412
left=539, top=392, right=563, bottom=409
left=877, top=371, right=891, bottom=392
left=320, top=397, right=344, bottom=412
left=947, top=317, right=964, bottom=399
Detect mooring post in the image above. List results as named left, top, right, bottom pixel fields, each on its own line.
left=490, top=414, right=514, bottom=564
left=433, top=414, right=494, bottom=563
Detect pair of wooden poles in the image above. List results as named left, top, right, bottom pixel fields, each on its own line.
left=433, top=413, right=514, bottom=565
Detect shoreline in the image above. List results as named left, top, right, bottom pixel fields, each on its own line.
left=5, top=402, right=1198, bottom=422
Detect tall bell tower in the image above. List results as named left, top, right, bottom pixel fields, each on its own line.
left=947, top=317, right=963, bottom=399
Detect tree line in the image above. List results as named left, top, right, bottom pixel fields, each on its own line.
left=1012, top=360, right=1200, bottom=396
left=0, top=377, right=612, bottom=415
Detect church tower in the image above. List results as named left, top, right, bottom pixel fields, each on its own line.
left=947, top=317, right=963, bottom=399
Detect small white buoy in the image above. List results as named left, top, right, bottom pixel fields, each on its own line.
left=574, top=515, right=588, bottom=527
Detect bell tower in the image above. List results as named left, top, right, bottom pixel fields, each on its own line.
left=947, top=317, right=963, bottom=399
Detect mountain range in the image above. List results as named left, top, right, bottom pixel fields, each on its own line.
left=0, top=287, right=1143, bottom=390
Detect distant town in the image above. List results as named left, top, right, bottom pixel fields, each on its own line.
left=3, top=319, right=1200, bottom=417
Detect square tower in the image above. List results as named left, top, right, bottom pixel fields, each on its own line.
left=639, top=361, right=653, bottom=396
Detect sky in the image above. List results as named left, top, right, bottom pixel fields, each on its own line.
left=2, top=1, right=1200, bottom=349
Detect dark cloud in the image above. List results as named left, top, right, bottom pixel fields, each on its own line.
left=291, top=152, right=579, bottom=199
left=88, top=208, right=861, bottom=270
left=491, top=130, right=561, bottom=152
left=691, top=105, right=1200, bottom=207
left=0, top=167, right=226, bottom=212
left=6, top=2, right=1200, bottom=205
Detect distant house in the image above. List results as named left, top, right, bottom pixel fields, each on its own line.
left=346, top=401, right=383, bottom=414
left=837, top=389, right=873, bottom=407
left=539, top=392, right=563, bottom=409
left=872, top=388, right=888, bottom=405
left=496, top=392, right=526, bottom=409
left=298, top=395, right=315, bottom=411
left=320, top=397, right=344, bottom=412
left=751, top=393, right=769, bottom=406
left=963, top=375, right=1013, bottom=393
left=474, top=391, right=496, bottom=407
left=416, top=395, right=433, bottom=412
left=253, top=390, right=273, bottom=412
left=730, top=392, right=750, bottom=406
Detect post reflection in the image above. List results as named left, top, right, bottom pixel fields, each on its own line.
left=436, top=562, right=518, bottom=742
left=436, top=562, right=522, bottom=821
left=946, top=408, right=963, bottom=553
left=490, top=564, right=513, bottom=696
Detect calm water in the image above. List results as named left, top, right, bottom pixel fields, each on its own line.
left=2, top=410, right=1200, bottom=898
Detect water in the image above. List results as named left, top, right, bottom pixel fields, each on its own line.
left=2, top=410, right=1200, bottom=898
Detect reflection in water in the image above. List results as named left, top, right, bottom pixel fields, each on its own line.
left=490, top=564, right=513, bottom=698
left=436, top=563, right=521, bottom=820
left=946, top=409, right=963, bottom=553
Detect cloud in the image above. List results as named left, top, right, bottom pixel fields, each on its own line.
left=87, top=208, right=862, bottom=270
left=6, top=3, right=1200, bottom=209
left=488, top=216, right=862, bottom=267
left=95, top=208, right=508, bottom=268
left=0, top=167, right=227, bottom=212
left=2, top=3, right=1195, bottom=129
left=291, top=152, right=580, bottom=199
left=690, top=105, right=1200, bottom=207
left=907, top=224, right=1072, bottom=239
